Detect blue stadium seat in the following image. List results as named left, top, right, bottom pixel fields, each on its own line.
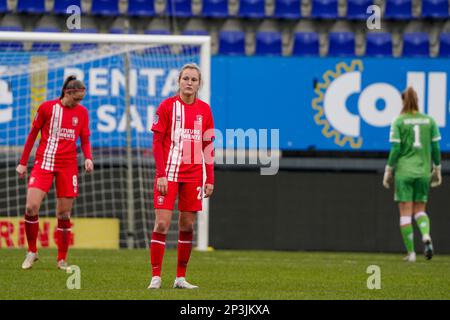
left=202, top=0, right=229, bottom=18
left=109, top=17, right=135, bottom=34
left=439, top=33, right=450, bottom=57
left=70, top=28, right=98, bottom=51
left=145, top=29, right=171, bottom=35
left=218, top=30, right=246, bottom=55
left=32, top=27, right=61, bottom=51
left=127, top=0, right=155, bottom=16
left=365, top=32, right=392, bottom=56
left=54, top=0, right=81, bottom=14
left=274, top=0, right=301, bottom=19
left=347, top=0, right=373, bottom=19
left=402, top=32, right=429, bottom=57
left=144, top=29, right=172, bottom=54
left=292, top=31, right=319, bottom=56
left=311, top=0, right=338, bottom=19
left=238, top=0, right=265, bottom=18
left=384, top=0, right=412, bottom=19
left=166, top=0, right=193, bottom=17
left=182, top=30, right=209, bottom=54
left=422, top=0, right=449, bottom=18
left=0, top=0, right=8, bottom=13
left=328, top=32, right=355, bottom=56
left=91, top=0, right=119, bottom=16
left=17, top=0, right=46, bottom=14
left=0, top=26, right=24, bottom=51
left=182, top=29, right=209, bottom=36
left=110, top=26, right=136, bottom=34
left=255, top=31, right=282, bottom=56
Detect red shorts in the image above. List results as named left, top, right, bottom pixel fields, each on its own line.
left=154, top=181, right=203, bottom=212
left=28, top=165, right=79, bottom=198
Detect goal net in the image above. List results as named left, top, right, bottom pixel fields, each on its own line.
left=0, top=32, right=211, bottom=250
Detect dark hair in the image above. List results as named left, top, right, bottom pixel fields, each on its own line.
left=401, top=87, right=419, bottom=114
left=60, top=75, right=85, bottom=99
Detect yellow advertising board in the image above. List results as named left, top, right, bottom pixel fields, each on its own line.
left=0, top=218, right=119, bottom=249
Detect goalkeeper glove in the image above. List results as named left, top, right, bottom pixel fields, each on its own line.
left=431, top=165, right=442, bottom=188
left=383, top=165, right=393, bottom=189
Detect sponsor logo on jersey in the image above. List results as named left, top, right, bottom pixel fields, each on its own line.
left=176, top=115, right=181, bottom=121
left=157, top=196, right=164, bottom=205
left=59, top=128, right=76, bottom=140
left=72, top=116, right=78, bottom=126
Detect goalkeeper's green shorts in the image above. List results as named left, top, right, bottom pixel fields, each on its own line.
left=394, top=176, right=431, bottom=202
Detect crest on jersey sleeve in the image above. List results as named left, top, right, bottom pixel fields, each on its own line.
left=72, top=116, right=78, bottom=126
left=153, top=114, right=159, bottom=125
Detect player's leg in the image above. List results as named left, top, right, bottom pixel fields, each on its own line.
left=174, top=182, right=202, bottom=289
left=413, top=202, right=433, bottom=260
left=395, top=176, right=415, bottom=261
left=22, top=187, right=47, bottom=269
left=22, top=167, right=53, bottom=269
left=55, top=167, right=78, bottom=270
left=148, top=181, right=177, bottom=289
left=55, top=197, right=74, bottom=270
left=399, top=202, right=416, bottom=262
left=412, top=177, right=433, bottom=259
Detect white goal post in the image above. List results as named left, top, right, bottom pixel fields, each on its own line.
left=0, top=31, right=211, bottom=251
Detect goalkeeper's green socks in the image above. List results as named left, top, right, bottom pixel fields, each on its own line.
left=414, top=212, right=431, bottom=239
left=400, top=216, right=414, bottom=254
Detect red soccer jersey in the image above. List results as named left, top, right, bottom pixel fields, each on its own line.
left=30, top=99, right=90, bottom=171
left=151, top=96, right=214, bottom=183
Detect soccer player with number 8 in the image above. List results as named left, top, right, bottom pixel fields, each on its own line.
left=383, top=87, right=442, bottom=262
left=16, top=75, right=94, bottom=270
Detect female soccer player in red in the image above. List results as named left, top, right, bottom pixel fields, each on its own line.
left=16, top=75, right=94, bottom=270
left=148, top=63, right=215, bottom=289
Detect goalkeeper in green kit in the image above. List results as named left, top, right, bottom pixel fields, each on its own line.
left=383, top=87, right=442, bottom=262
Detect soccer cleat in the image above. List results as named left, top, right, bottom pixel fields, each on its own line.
left=148, top=276, right=162, bottom=289
left=22, top=252, right=39, bottom=269
left=423, top=235, right=433, bottom=260
left=173, top=277, right=199, bottom=289
left=403, top=252, right=416, bottom=262
left=57, top=260, right=69, bottom=271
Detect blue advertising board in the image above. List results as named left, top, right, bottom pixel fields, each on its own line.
left=212, top=56, right=450, bottom=151
left=1, top=53, right=449, bottom=151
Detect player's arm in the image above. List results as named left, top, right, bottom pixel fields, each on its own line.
left=383, top=120, right=401, bottom=189
left=152, top=102, right=170, bottom=195
left=16, top=104, right=45, bottom=178
left=80, top=109, right=93, bottom=173
left=387, top=142, right=401, bottom=168
left=430, top=119, right=442, bottom=187
left=203, top=108, right=215, bottom=198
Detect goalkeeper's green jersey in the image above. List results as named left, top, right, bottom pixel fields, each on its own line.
left=389, top=112, right=441, bottom=178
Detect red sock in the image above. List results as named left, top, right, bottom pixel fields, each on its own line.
left=150, top=232, right=166, bottom=277
left=57, top=219, right=71, bottom=261
left=177, top=231, right=193, bottom=278
left=24, top=214, right=39, bottom=253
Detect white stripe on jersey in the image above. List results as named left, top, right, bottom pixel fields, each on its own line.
left=167, top=100, right=184, bottom=181
left=165, top=101, right=177, bottom=179
left=173, top=103, right=185, bottom=182
left=42, top=103, right=63, bottom=171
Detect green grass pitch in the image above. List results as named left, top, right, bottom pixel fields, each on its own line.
left=1, top=249, right=449, bottom=300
